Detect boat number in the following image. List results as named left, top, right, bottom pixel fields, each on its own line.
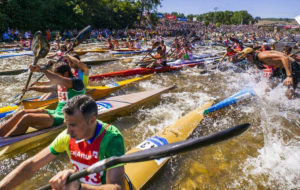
left=106, top=83, right=119, bottom=88
left=137, top=136, right=168, bottom=165
left=96, top=102, right=113, bottom=114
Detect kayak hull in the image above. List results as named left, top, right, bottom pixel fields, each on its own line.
left=0, top=75, right=152, bottom=119
left=0, top=86, right=173, bottom=159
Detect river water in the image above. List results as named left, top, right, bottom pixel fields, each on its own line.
left=0, top=43, right=299, bottom=189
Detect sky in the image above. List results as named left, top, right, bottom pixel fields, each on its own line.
left=157, top=0, right=300, bottom=18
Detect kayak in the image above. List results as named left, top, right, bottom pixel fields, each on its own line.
left=112, top=49, right=152, bottom=55
left=0, top=58, right=119, bottom=75
left=90, top=60, right=205, bottom=80
left=74, top=48, right=109, bottom=55
left=0, top=75, right=152, bottom=119
left=123, top=87, right=255, bottom=189
left=0, top=47, right=31, bottom=52
left=82, top=58, right=118, bottom=65
left=0, top=86, right=174, bottom=159
left=0, top=52, right=33, bottom=59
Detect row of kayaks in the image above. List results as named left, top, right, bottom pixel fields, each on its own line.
left=0, top=48, right=151, bottom=59
left=0, top=49, right=253, bottom=189
left=0, top=84, right=255, bottom=189
left=0, top=56, right=222, bottom=118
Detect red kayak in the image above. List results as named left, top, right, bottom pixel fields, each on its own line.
left=89, top=60, right=204, bottom=80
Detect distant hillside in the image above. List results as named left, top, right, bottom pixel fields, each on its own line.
left=256, top=18, right=297, bottom=26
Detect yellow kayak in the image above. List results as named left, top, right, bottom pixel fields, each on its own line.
left=74, top=48, right=108, bottom=55
left=0, top=85, right=173, bottom=159
left=123, top=87, right=255, bottom=189
left=124, top=101, right=213, bottom=189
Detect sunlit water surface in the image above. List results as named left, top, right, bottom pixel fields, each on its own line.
left=0, top=43, right=299, bottom=190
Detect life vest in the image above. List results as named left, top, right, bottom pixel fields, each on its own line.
left=71, top=68, right=89, bottom=88
left=227, top=51, right=235, bottom=57
left=69, top=123, right=109, bottom=185
left=234, top=46, right=242, bottom=52
left=263, top=65, right=276, bottom=77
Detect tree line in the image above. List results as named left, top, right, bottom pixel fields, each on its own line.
left=0, top=0, right=161, bottom=33
left=159, top=10, right=256, bottom=25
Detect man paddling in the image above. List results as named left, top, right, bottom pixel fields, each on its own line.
left=239, top=48, right=300, bottom=99
left=65, top=54, right=89, bottom=88
left=0, top=63, right=85, bottom=137
left=0, top=95, right=125, bottom=190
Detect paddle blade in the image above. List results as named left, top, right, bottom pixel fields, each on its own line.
left=74, top=25, right=92, bottom=45
left=31, top=31, right=50, bottom=59
left=151, top=41, right=160, bottom=50
left=191, top=36, right=201, bottom=43
left=295, top=15, right=300, bottom=25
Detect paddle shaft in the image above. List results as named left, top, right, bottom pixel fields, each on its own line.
left=17, top=55, right=40, bottom=103
left=15, top=25, right=91, bottom=102
left=37, top=123, right=250, bottom=190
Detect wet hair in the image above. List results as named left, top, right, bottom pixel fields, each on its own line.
left=63, top=95, right=98, bottom=121
left=60, top=45, right=67, bottom=51
left=73, top=54, right=81, bottom=61
left=54, top=63, right=73, bottom=77
left=283, top=45, right=292, bottom=54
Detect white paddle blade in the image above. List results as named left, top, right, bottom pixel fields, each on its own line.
left=295, top=15, right=300, bottom=25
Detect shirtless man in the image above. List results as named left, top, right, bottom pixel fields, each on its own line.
left=239, top=48, right=300, bottom=99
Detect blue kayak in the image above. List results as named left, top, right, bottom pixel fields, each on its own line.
left=0, top=48, right=31, bottom=52
left=204, top=87, right=255, bottom=114
left=0, top=52, right=33, bottom=59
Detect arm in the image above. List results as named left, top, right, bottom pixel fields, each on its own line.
left=33, top=81, right=52, bottom=86
left=220, top=53, right=227, bottom=62
left=30, top=65, right=73, bottom=88
left=27, top=85, right=56, bottom=93
left=0, top=147, right=56, bottom=190
left=281, top=56, right=293, bottom=86
left=66, top=55, right=89, bottom=75
left=49, top=167, right=124, bottom=190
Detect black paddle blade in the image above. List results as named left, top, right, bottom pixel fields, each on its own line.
left=74, top=25, right=92, bottom=45
left=191, top=36, right=201, bottom=43
left=31, top=31, right=50, bottom=59
left=152, top=41, right=160, bottom=49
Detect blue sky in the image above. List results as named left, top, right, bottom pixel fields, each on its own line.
left=157, top=0, right=300, bottom=18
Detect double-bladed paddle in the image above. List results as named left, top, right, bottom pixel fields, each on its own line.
left=10, top=26, right=91, bottom=104
left=37, top=123, right=250, bottom=190
left=16, top=31, right=50, bottom=104
left=134, top=41, right=160, bottom=66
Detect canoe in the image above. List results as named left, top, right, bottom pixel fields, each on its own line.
left=0, top=58, right=119, bottom=75
left=0, top=75, right=152, bottom=119
left=82, top=58, right=118, bottom=65
left=74, top=48, right=109, bottom=55
left=0, top=47, right=31, bottom=52
left=112, top=50, right=152, bottom=55
left=0, top=52, right=33, bottom=59
left=124, top=87, right=255, bottom=189
left=90, top=60, right=205, bottom=80
left=0, top=86, right=174, bottom=159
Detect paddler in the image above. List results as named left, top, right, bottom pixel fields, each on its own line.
left=283, top=45, right=300, bottom=62
left=107, top=38, right=115, bottom=50
left=0, top=63, right=85, bottom=137
left=0, top=95, right=125, bottom=190
left=220, top=46, right=237, bottom=62
left=239, top=48, right=300, bottom=99
left=146, top=46, right=168, bottom=68
left=64, top=54, right=89, bottom=88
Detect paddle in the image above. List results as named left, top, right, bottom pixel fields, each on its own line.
left=10, top=26, right=91, bottom=104
left=37, top=123, right=250, bottom=190
left=16, top=31, right=50, bottom=104
left=134, top=41, right=160, bottom=66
